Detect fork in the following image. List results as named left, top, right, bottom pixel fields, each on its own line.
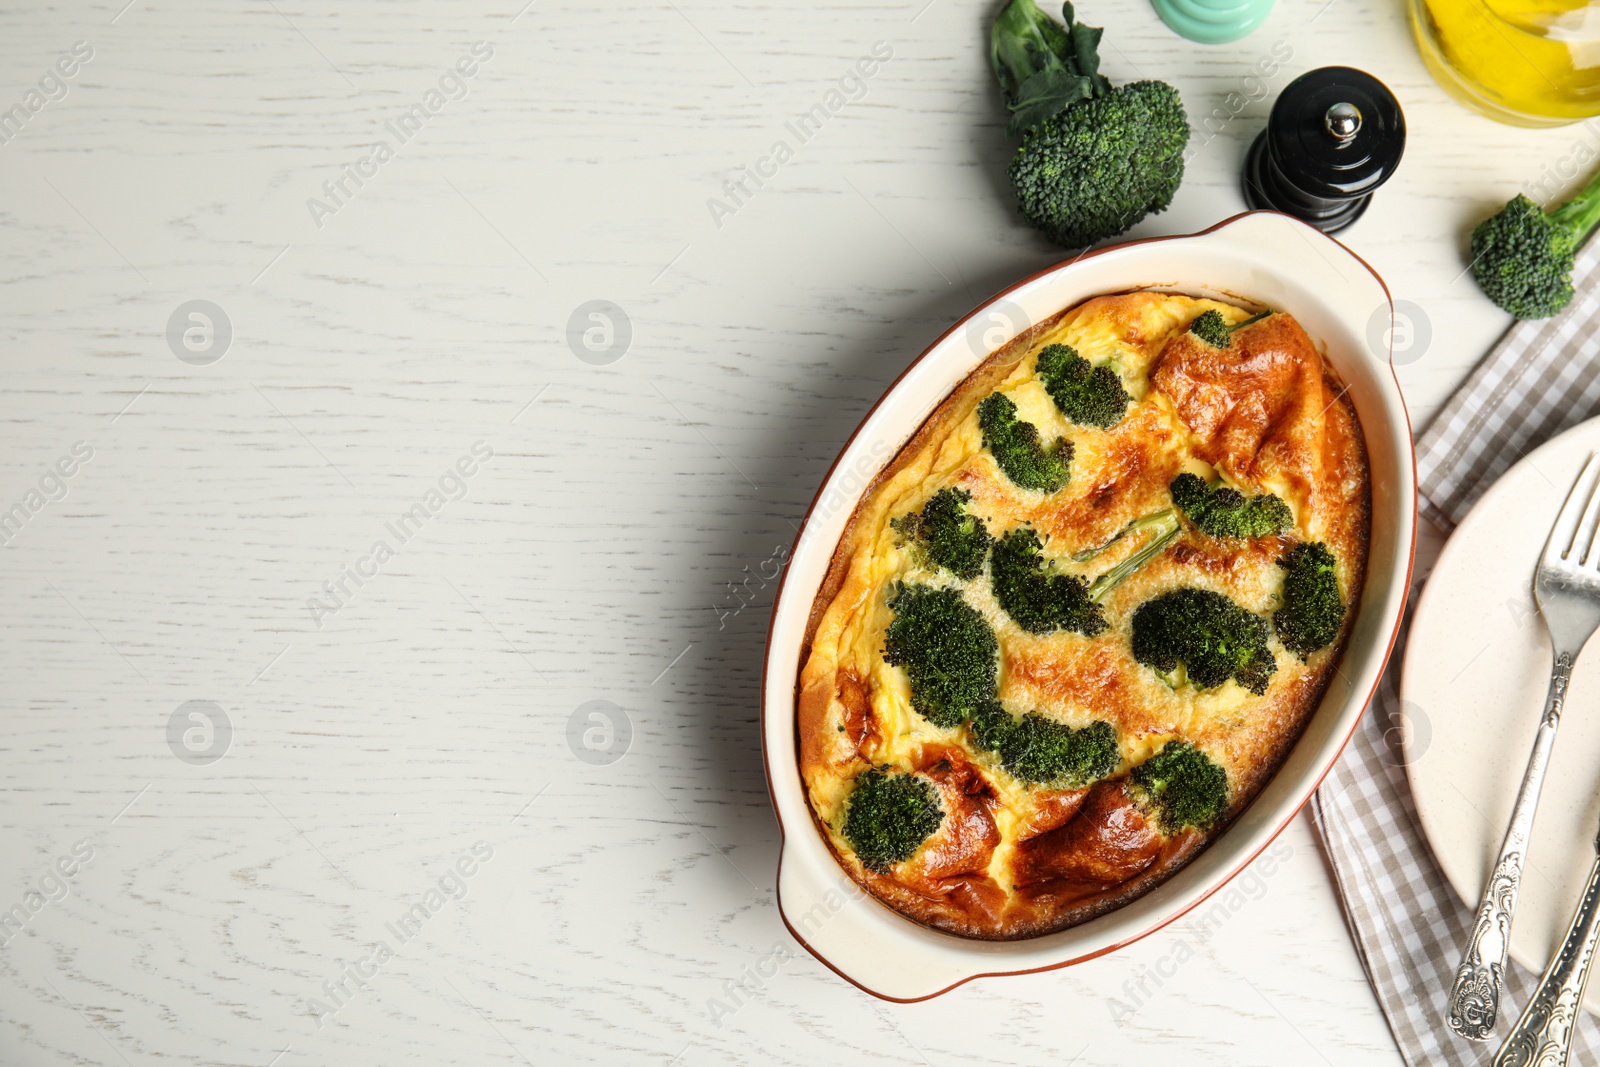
left=1491, top=805, right=1600, bottom=1067
left=1447, top=452, right=1600, bottom=1041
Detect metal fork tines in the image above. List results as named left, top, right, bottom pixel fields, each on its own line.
left=1447, top=452, right=1600, bottom=1041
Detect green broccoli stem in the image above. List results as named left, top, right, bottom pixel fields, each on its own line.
left=990, top=0, right=1109, bottom=138
left=1070, top=510, right=1170, bottom=562
left=1549, top=170, right=1600, bottom=245
left=990, top=0, right=1072, bottom=100
left=1086, top=510, right=1179, bottom=603
left=1229, top=309, right=1273, bottom=332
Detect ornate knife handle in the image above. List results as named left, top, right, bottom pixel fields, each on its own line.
left=1447, top=653, right=1573, bottom=1041
left=1492, top=854, right=1600, bottom=1067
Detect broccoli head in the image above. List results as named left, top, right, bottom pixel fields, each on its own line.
left=882, top=584, right=999, bottom=729
left=842, top=768, right=945, bottom=872
left=1131, top=587, right=1277, bottom=694
left=1036, top=343, right=1131, bottom=428
left=892, top=487, right=993, bottom=580
left=1130, top=740, right=1228, bottom=832
left=1186, top=310, right=1230, bottom=347
left=978, top=392, right=1072, bottom=493
left=1470, top=188, right=1600, bottom=320
left=990, top=525, right=1107, bottom=636
left=991, top=1, right=1188, bottom=250
left=1186, top=308, right=1272, bottom=348
left=1170, top=472, right=1293, bottom=539
left=967, top=699, right=1013, bottom=754
left=972, top=703, right=1119, bottom=788
left=1274, top=541, right=1344, bottom=658
left=1008, top=81, right=1189, bottom=250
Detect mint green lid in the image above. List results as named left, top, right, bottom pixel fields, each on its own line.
left=1151, top=0, right=1274, bottom=43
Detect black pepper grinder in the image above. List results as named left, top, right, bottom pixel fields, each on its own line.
left=1243, top=66, right=1405, bottom=234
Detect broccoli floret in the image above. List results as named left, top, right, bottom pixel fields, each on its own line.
left=1036, top=344, right=1131, bottom=429
left=1471, top=188, right=1600, bottom=319
left=882, top=584, right=999, bottom=729
left=992, top=512, right=1179, bottom=633
left=891, top=487, right=992, bottom=580
left=1274, top=541, right=1345, bottom=658
left=1130, top=740, right=1228, bottom=832
left=1186, top=310, right=1230, bottom=347
left=968, top=700, right=1016, bottom=755
left=1008, top=82, right=1189, bottom=250
left=989, top=1, right=1187, bottom=251
left=991, top=1, right=1188, bottom=249
left=1186, top=308, right=1272, bottom=348
left=978, top=392, right=1072, bottom=493
left=971, top=702, right=1119, bottom=788
left=1170, top=472, right=1293, bottom=539
left=842, top=768, right=945, bottom=872
left=1130, top=588, right=1276, bottom=694
left=990, top=526, right=1106, bottom=636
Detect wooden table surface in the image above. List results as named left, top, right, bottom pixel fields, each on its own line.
left=0, top=0, right=1561, bottom=1062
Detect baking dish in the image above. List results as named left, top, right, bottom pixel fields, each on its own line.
left=760, top=210, right=1417, bottom=1000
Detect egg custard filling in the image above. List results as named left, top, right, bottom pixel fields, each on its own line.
left=796, top=292, right=1369, bottom=939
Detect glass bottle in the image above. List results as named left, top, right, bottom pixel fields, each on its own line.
left=1410, top=0, right=1600, bottom=125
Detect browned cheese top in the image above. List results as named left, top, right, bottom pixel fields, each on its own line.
left=796, top=292, right=1369, bottom=940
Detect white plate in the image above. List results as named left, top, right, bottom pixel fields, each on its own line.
left=762, top=211, right=1417, bottom=1001
left=1407, top=417, right=1600, bottom=1016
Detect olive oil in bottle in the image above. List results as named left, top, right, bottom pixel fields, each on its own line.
left=1411, top=0, right=1600, bottom=125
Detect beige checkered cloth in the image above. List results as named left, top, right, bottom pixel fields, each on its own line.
left=1310, top=238, right=1600, bottom=1065
left=1416, top=238, right=1600, bottom=533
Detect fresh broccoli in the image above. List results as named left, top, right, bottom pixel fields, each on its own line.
left=992, top=0, right=1189, bottom=249
left=1186, top=308, right=1272, bottom=348
left=882, top=584, right=999, bottom=729
left=1274, top=541, right=1345, bottom=658
left=990, top=0, right=1109, bottom=135
left=892, top=487, right=993, bottom=580
left=978, top=392, right=1072, bottom=493
left=1170, top=472, right=1293, bottom=539
left=1129, top=740, right=1228, bottom=832
left=1130, top=588, right=1277, bottom=694
left=1470, top=185, right=1600, bottom=319
left=971, top=702, right=1119, bottom=788
left=842, top=768, right=945, bottom=872
left=1036, top=343, right=1131, bottom=429
left=990, top=525, right=1107, bottom=636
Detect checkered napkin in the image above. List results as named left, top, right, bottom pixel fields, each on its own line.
left=1309, top=238, right=1600, bottom=1066
left=1416, top=237, right=1600, bottom=533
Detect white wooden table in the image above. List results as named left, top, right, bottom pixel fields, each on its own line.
left=0, top=0, right=1557, bottom=1061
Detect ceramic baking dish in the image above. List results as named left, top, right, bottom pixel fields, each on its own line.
left=760, top=210, right=1417, bottom=1000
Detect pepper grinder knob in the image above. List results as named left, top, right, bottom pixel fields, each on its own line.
left=1324, top=101, right=1361, bottom=141
left=1243, top=66, right=1405, bottom=234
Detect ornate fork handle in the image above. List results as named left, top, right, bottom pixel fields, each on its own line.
left=1492, top=852, right=1600, bottom=1067
left=1448, top=653, right=1574, bottom=1041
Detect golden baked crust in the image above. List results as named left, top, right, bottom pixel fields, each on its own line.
left=796, top=291, right=1369, bottom=940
